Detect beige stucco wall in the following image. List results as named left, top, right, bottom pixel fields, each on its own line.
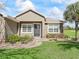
left=0, top=10, right=64, bottom=40
left=16, top=11, right=46, bottom=38
left=0, top=16, right=5, bottom=40
left=16, top=11, right=45, bottom=22
left=19, top=22, right=42, bottom=37
left=44, top=23, right=48, bottom=37
left=41, top=21, right=46, bottom=38
left=20, top=33, right=33, bottom=37
left=5, top=19, right=17, bottom=37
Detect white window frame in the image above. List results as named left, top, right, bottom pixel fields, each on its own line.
left=48, top=23, right=60, bottom=33
left=21, top=24, right=33, bottom=33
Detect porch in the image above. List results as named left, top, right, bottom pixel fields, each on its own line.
left=17, top=21, right=45, bottom=38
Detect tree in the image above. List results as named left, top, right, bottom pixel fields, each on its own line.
left=64, top=2, right=79, bottom=40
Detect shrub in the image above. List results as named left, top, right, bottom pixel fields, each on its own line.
left=71, top=38, right=77, bottom=41
left=64, top=35, right=69, bottom=38
left=7, top=34, right=20, bottom=44
left=20, top=35, right=33, bottom=44
left=46, top=33, right=68, bottom=39
left=46, top=34, right=57, bottom=38
left=57, top=34, right=65, bottom=38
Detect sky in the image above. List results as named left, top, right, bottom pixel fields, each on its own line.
left=0, top=0, right=79, bottom=27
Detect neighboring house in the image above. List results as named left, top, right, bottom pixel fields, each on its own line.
left=0, top=10, right=64, bottom=39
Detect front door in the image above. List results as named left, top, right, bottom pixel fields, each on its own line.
left=34, top=24, right=41, bottom=37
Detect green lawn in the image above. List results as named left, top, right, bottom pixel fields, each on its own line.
left=64, top=29, right=79, bottom=38
left=0, top=42, right=79, bottom=59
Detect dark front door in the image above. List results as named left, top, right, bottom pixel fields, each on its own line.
left=34, top=24, right=41, bottom=37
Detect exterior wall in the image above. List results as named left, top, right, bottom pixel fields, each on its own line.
left=42, top=21, right=46, bottom=38
left=16, top=12, right=45, bottom=22
left=5, top=19, right=17, bottom=37
left=44, top=23, right=48, bottom=36
left=19, top=22, right=62, bottom=38
left=0, top=15, right=5, bottom=40
left=16, top=11, right=45, bottom=38
left=15, top=11, right=63, bottom=38
left=18, top=22, right=63, bottom=38
left=19, top=22, right=42, bottom=37
left=17, top=23, right=20, bottom=35
left=0, top=10, right=63, bottom=40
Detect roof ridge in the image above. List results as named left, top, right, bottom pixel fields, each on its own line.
left=15, top=9, right=45, bottom=19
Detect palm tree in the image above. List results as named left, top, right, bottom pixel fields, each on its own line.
left=64, top=2, right=79, bottom=40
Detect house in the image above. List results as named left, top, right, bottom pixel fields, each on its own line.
left=0, top=10, right=64, bottom=39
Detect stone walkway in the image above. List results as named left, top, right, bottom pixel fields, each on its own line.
left=0, top=39, right=42, bottom=49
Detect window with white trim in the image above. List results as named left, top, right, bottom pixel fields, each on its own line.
left=49, top=24, right=53, bottom=32
left=21, top=24, right=32, bottom=32
left=48, top=24, right=59, bottom=33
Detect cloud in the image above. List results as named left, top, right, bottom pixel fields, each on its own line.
left=49, top=0, right=79, bottom=19
left=64, top=21, right=75, bottom=28
left=0, top=0, right=78, bottom=18
left=0, top=1, right=17, bottom=16
left=51, top=0, right=79, bottom=4
left=51, top=0, right=64, bottom=3
left=0, top=2, right=5, bottom=9
left=65, top=0, right=79, bottom=5
left=0, top=1, right=7, bottom=16
left=0, top=0, right=36, bottom=16
left=16, top=0, right=36, bottom=11
left=0, top=9, right=7, bottom=17
left=50, top=7, right=63, bottom=19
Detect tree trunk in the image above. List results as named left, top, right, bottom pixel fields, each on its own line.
left=75, top=21, right=78, bottom=40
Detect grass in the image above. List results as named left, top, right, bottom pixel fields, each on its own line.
left=64, top=29, right=75, bottom=38
left=64, top=29, right=79, bottom=38
left=0, top=41, right=79, bottom=59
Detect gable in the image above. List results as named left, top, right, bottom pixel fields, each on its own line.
left=16, top=10, right=45, bottom=22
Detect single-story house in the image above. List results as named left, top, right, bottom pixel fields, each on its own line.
left=0, top=10, right=64, bottom=39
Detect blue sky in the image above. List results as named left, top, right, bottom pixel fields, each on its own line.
left=0, top=0, right=78, bottom=19
left=0, top=0, right=78, bottom=28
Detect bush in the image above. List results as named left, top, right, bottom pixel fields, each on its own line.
left=71, top=38, right=77, bottom=41
left=7, top=34, right=20, bottom=44
left=46, top=33, right=68, bottom=39
left=64, top=35, right=68, bottom=38
left=20, top=35, right=33, bottom=44
left=46, top=34, right=57, bottom=38
left=57, top=34, right=64, bottom=38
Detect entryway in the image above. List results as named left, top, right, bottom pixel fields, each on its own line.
left=34, top=23, right=41, bottom=37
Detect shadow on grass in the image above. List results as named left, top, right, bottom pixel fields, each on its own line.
left=0, top=49, right=7, bottom=53
left=57, top=41, right=79, bottom=50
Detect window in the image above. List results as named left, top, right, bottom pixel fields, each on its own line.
left=28, top=25, right=32, bottom=32
left=48, top=24, right=53, bottom=32
left=22, top=24, right=32, bottom=32
left=48, top=24, right=59, bottom=33
left=22, top=25, right=27, bottom=32
left=54, top=27, right=58, bottom=32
